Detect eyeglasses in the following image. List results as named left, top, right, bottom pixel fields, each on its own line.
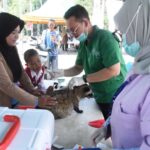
left=67, top=24, right=80, bottom=35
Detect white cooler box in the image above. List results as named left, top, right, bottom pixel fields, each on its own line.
left=0, top=107, right=54, bottom=150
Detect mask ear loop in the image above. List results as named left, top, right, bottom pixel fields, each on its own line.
left=125, top=4, right=142, bottom=35
left=134, top=4, right=142, bottom=42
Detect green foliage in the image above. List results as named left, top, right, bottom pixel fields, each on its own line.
left=75, top=0, right=93, bottom=17
left=104, top=16, right=109, bottom=29
left=7, top=0, right=47, bottom=16
left=7, top=0, right=22, bottom=16
left=32, top=0, right=47, bottom=11
left=7, top=0, right=93, bottom=18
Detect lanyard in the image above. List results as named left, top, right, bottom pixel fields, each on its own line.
left=106, top=74, right=138, bottom=126
left=112, top=74, right=138, bottom=102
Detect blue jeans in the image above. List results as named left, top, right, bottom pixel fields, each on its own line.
left=49, top=55, right=58, bottom=71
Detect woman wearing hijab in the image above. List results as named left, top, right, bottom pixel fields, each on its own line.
left=0, top=12, right=56, bottom=108
left=92, top=0, right=150, bottom=149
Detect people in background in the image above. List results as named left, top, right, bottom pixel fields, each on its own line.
left=0, top=12, right=56, bottom=108
left=53, top=4, right=127, bottom=120
left=61, top=27, right=68, bottom=51
left=92, top=0, right=150, bottom=149
left=41, top=19, right=60, bottom=71
left=61, top=33, right=68, bottom=51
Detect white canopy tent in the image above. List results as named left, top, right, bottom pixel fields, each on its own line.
left=22, top=0, right=75, bottom=24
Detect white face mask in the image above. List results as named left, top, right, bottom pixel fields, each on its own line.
left=122, top=4, right=142, bottom=57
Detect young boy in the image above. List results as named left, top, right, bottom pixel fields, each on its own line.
left=24, top=49, right=46, bottom=93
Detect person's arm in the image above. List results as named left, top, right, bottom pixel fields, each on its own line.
left=86, top=31, right=122, bottom=83
left=52, top=44, right=83, bottom=78
left=64, top=64, right=83, bottom=77
left=52, top=64, right=83, bottom=79
left=86, top=63, right=120, bottom=83
left=0, top=60, right=37, bottom=105
left=64, top=44, right=84, bottom=76
left=19, top=69, right=35, bottom=93
left=0, top=60, right=57, bottom=108
left=140, top=91, right=150, bottom=150
left=55, top=32, right=61, bottom=45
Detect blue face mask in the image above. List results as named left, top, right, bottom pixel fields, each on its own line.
left=76, top=32, right=88, bottom=42
left=122, top=34, right=140, bottom=57
left=122, top=4, right=142, bottom=57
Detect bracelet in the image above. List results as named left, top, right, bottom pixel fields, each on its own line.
left=82, top=74, right=87, bottom=83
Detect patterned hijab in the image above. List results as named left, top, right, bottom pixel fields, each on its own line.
left=114, top=0, right=150, bottom=74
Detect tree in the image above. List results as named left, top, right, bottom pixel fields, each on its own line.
left=31, top=0, right=47, bottom=11
left=75, top=0, right=109, bottom=29
left=7, top=0, right=47, bottom=16
left=75, top=0, right=93, bottom=18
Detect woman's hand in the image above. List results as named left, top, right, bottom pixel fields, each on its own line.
left=31, top=88, right=42, bottom=96
left=91, top=126, right=107, bottom=146
left=38, top=95, right=57, bottom=109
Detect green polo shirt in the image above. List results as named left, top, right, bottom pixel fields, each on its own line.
left=76, top=26, right=127, bottom=103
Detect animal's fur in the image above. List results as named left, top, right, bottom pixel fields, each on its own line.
left=46, top=83, right=93, bottom=119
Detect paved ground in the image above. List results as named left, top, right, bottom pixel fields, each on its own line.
left=53, top=98, right=112, bottom=149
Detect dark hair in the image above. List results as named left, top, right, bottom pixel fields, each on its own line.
left=0, top=12, right=24, bottom=43
left=48, top=19, right=57, bottom=29
left=0, top=13, right=25, bottom=82
left=49, top=18, right=55, bottom=22
left=24, top=49, right=38, bottom=63
left=64, top=4, right=90, bottom=21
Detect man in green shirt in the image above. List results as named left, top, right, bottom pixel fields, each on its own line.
left=54, top=4, right=127, bottom=120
